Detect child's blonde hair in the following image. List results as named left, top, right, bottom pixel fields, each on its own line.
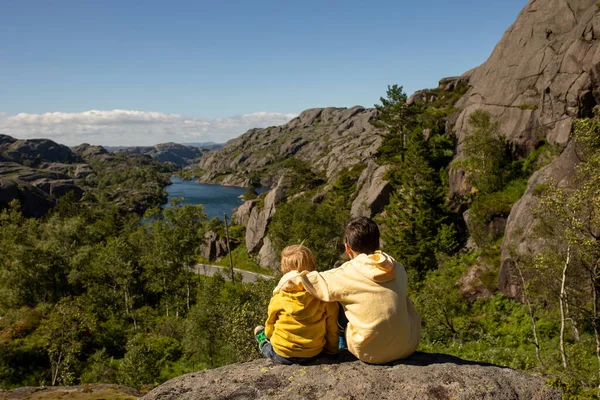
left=280, top=245, right=317, bottom=274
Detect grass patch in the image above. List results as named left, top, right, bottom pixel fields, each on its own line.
left=215, top=245, right=274, bottom=275
left=519, top=104, right=538, bottom=111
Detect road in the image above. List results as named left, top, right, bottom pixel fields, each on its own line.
left=193, top=263, right=274, bottom=283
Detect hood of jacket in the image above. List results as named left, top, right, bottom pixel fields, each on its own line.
left=275, top=270, right=323, bottom=319
left=352, top=251, right=396, bottom=283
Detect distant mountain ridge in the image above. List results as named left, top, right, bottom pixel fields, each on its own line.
left=107, top=142, right=204, bottom=167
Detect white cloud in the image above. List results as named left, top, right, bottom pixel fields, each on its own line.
left=0, top=110, right=298, bottom=146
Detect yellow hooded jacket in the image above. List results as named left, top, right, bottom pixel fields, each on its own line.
left=266, top=270, right=339, bottom=359
left=274, top=251, right=421, bottom=364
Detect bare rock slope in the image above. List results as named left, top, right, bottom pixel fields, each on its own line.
left=197, top=106, right=382, bottom=187
left=453, top=0, right=600, bottom=154
left=143, top=353, right=560, bottom=400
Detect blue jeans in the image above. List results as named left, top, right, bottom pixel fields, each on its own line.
left=260, top=341, right=315, bottom=365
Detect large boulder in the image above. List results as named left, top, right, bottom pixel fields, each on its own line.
left=0, top=384, right=141, bottom=399
left=142, top=353, right=561, bottom=400
left=350, top=161, right=392, bottom=218
left=200, top=230, right=240, bottom=261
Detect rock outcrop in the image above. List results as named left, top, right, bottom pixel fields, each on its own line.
left=0, top=135, right=83, bottom=165
left=245, top=177, right=287, bottom=254
left=143, top=352, right=561, bottom=400
left=0, top=136, right=90, bottom=217
left=350, top=160, right=392, bottom=218
left=453, top=0, right=600, bottom=157
left=258, top=236, right=280, bottom=271
left=231, top=199, right=258, bottom=226
left=201, top=230, right=239, bottom=261
left=197, top=106, right=382, bottom=187
left=450, top=0, right=600, bottom=195
left=443, top=0, right=600, bottom=298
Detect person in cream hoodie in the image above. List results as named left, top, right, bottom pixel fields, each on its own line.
left=274, top=217, right=421, bottom=364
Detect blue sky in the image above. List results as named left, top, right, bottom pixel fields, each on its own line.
left=0, top=0, right=528, bottom=145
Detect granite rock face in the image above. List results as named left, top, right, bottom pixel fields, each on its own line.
left=350, top=160, right=392, bottom=218
left=258, top=236, right=280, bottom=271
left=443, top=0, right=600, bottom=298
left=142, top=353, right=561, bottom=400
left=454, top=0, right=600, bottom=157
left=245, top=176, right=287, bottom=254
left=197, top=106, right=382, bottom=187
left=231, top=199, right=258, bottom=226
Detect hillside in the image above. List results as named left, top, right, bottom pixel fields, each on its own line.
left=0, top=135, right=172, bottom=217
left=196, top=106, right=382, bottom=187
left=0, top=135, right=89, bottom=217
left=111, top=143, right=203, bottom=167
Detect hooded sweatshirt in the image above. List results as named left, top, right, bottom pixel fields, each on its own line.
left=266, top=270, right=339, bottom=359
left=274, top=251, right=421, bottom=364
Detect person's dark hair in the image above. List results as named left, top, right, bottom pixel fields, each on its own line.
left=343, top=217, right=380, bottom=254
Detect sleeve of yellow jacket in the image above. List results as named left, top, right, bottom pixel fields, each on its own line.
left=323, top=302, right=339, bottom=354
left=264, top=294, right=282, bottom=339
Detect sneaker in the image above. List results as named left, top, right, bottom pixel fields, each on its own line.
left=254, top=325, right=268, bottom=350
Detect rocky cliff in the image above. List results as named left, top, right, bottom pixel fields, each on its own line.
left=197, top=106, right=382, bottom=188
left=143, top=352, right=561, bottom=400
left=452, top=0, right=599, bottom=154
left=446, top=0, right=600, bottom=298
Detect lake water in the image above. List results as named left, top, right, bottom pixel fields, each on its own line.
left=165, top=177, right=266, bottom=220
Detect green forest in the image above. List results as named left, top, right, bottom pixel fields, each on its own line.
left=1, top=84, right=600, bottom=399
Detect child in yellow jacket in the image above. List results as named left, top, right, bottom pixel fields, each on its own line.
left=274, top=217, right=421, bottom=364
left=254, top=245, right=339, bottom=365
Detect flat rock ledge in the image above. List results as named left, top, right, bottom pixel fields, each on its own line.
left=143, top=352, right=561, bottom=400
